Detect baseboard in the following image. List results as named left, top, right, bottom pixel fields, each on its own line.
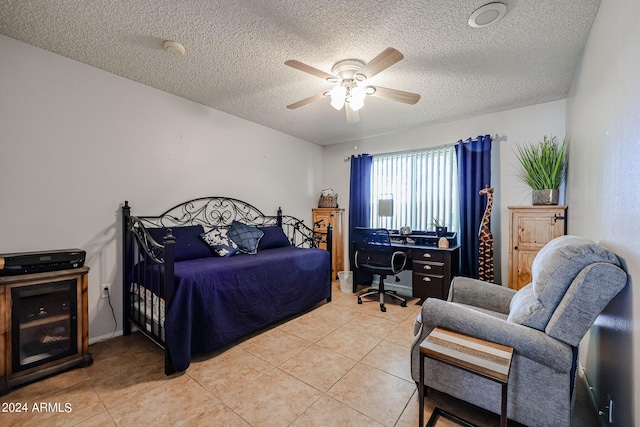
left=89, top=330, right=123, bottom=345
left=578, top=363, right=607, bottom=427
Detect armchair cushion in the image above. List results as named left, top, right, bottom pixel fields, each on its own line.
left=448, top=276, right=515, bottom=314
left=507, top=284, right=547, bottom=330
left=546, top=262, right=628, bottom=346
left=529, top=235, right=621, bottom=329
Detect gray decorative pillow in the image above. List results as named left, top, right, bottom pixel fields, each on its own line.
left=200, top=227, right=239, bottom=257
left=227, top=220, right=264, bottom=254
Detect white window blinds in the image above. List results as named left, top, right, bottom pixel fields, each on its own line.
left=370, top=146, right=459, bottom=232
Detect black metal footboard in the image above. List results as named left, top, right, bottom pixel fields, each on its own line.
left=121, top=197, right=331, bottom=375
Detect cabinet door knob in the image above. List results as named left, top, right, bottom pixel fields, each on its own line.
left=423, top=253, right=431, bottom=258
left=423, top=265, right=431, bottom=270
left=423, top=277, right=431, bottom=282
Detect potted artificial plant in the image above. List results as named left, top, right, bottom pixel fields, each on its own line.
left=431, top=217, right=448, bottom=237
left=515, top=135, right=568, bottom=205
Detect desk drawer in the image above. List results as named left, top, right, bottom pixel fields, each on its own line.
left=412, top=249, right=445, bottom=262
left=413, top=260, right=445, bottom=275
left=413, top=273, right=445, bottom=300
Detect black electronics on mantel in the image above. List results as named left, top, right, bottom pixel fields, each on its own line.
left=0, top=249, right=86, bottom=276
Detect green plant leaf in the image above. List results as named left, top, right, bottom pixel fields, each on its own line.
left=514, top=135, right=568, bottom=190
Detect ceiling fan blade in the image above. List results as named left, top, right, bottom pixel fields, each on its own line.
left=285, top=60, right=338, bottom=81
left=286, top=92, right=326, bottom=109
left=345, top=104, right=360, bottom=124
left=369, top=86, right=421, bottom=105
left=355, top=47, right=404, bottom=81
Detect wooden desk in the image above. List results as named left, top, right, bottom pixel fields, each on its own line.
left=353, top=242, right=459, bottom=300
left=419, top=328, right=513, bottom=427
left=391, top=243, right=460, bottom=301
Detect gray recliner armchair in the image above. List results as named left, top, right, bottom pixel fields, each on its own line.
left=410, top=235, right=628, bottom=427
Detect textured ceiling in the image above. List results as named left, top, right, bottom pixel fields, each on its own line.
left=0, top=0, right=601, bottom=146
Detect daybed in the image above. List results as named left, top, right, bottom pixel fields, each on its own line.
left=121, top=197, right=332, bottom=374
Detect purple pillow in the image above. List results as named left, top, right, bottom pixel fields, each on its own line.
left=147, top=225, right=212, bottom=262
left=257, top=226, right=291, bottom=250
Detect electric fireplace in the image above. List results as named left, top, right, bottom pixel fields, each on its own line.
left=0, top=267, right=91, bottom=394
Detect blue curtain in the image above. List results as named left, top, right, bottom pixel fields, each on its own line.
left=349, top=154, right=372, bottom=244
left=349, top=154, right=372, bottom=286
left=456, top=135, right=492, bottom=278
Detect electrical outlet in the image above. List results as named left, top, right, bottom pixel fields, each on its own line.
left=101, top=284, right=111, bottom=299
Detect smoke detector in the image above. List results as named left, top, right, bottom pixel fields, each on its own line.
left=468, top=3, right=507, bottom=28
left=163, top=40, right=185, bottom=56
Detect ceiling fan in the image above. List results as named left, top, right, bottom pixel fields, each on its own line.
left=285, top=47, right=421, bottom=124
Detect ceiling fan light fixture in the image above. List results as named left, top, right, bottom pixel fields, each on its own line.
left=329, top=85, right=347, bottom=110
left=347, top=97, right=365, bottom=111
left=285, top=48, right=420, bottom=122
left=347, top=85, right=366, bottom=111
left=468, top=3, right=507, bottom=28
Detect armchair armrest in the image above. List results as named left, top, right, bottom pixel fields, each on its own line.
left=448, top=276, right=516, bottom=315
left=416, top=298, right=574, bottom=373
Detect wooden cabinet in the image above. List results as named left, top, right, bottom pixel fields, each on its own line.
left=410, top=246, right=460, bottom=301
left=508, top=206, right=567, bottom=290
left=0, top=267, right=92, bottom=394
left=312, top=208, right=344, bottom=279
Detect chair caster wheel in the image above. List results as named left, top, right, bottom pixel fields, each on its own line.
left=401, top=301, right=407, bottom=307
left=358, top=297, right=362, bottom=304
left=380, top=304, right=386, bottom=312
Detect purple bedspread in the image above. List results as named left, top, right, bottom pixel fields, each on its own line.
left=164, top=246, right=330, bottom=371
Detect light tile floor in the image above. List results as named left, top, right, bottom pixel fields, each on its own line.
left=1, top=281, right=600, bottom=426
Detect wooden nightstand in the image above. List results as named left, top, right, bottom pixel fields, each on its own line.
left=312, top=208, right=344, bottom=279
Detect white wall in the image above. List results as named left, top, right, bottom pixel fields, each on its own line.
left=0, top=35, right=324, bottom=342
left=322, top=100, right=566, bottom=284
left=566, top=0, right=640, bottom=424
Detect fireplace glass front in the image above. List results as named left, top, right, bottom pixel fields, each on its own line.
left=11, top=279, right=78, bottom=372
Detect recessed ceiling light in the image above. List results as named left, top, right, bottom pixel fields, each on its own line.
left=163, top=40, right=186, bottom=56
left=468, top=2, right=507, bottom=28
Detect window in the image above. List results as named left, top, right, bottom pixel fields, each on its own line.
left=369, top=145, right=458, bottom=232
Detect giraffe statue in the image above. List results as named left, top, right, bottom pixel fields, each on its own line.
left=478, top=187, right=495, bottom=282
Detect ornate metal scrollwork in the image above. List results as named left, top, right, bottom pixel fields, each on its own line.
left=126, top=197, right=326, bottom=260
left=127, top=216, right=166, bottom=264
left=280, top=215, right=326, bottom=248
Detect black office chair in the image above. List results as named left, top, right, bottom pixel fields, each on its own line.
left=354, top=227, right=408, bottom=312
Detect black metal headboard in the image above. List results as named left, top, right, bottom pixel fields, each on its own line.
left=123, top=197, right=326, bottom=263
